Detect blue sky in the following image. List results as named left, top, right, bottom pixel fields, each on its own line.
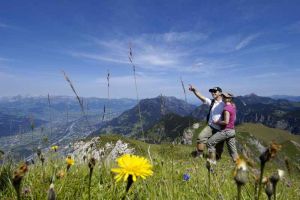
left=0, top=0, right=300, bottom=100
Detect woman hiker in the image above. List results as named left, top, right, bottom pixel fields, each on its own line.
left=206, top=92, right=239, bottom=164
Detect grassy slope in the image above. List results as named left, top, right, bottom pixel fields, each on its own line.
left=236, top=123, right=300, bottom=167
left=236, top=123, right=300, bottom=144
left=1, top=133, right=300, bottom=199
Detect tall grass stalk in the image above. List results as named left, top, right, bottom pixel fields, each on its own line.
left=106, top=71, right=111, bottom=133
left=47, top=94, right=53, bottom=142
left=128, top=44, right=144, bottom=140
left=62, top=70, right=92, bottom=131
left=180, top=77, right=190, bottom=128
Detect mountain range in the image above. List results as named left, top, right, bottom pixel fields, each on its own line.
left=0, top=95, right=137, bottom=137
left=1, top=94, right=300, bottom=160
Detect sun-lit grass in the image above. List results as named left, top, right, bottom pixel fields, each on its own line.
left=0, top=135, right=300, bottom=199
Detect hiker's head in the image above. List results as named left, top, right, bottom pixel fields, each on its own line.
left=222, top=92, right=234, bottom=103
left=209, top=87, right=222, bottom=99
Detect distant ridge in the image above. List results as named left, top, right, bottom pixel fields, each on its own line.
left=270, top=95, right=300, bottom=102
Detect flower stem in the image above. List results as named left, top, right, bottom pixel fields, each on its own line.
left=273, top=183, right=277, bottom=200
left=208, top=171, right=211, bottom=193
left=89, top=168, right=93, bottom=200
left=257, top=162, right=265, bottom=200
left=237, top=184, right=241, bottom=200
left=122, top=175, right=134, bottom=200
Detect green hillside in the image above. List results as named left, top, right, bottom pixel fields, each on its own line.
left=236, top=123, right=300, bottom=166
left=236, top=123, right=300, bottom=144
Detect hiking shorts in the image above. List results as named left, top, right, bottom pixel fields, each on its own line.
left=196, top=125, right=219, bottom=144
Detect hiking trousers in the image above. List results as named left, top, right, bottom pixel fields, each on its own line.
left=206, top=129, right=238, bottom=161
left=197, top=125, right=224, bottom=159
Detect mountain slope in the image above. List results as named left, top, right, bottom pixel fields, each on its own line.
left=95, top=96, right=197, bottom=136
left=144, top=113, right=198, bottom=143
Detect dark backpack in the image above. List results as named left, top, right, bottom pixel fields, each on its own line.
left=206, top=99, right=215, bottom=123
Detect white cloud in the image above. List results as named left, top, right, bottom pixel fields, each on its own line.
left=235, top=33, right=260, bottom=50
left=69, top=52, right=128, bottom=64
left=69, top=34, right=193, bottom=72
left=140, top=31, right=208, bottom=43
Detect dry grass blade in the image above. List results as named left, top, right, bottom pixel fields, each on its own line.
left=180, top=77, right=187, bottom=103
left=128, top=43, right=144, bottom=138
left=62, top=70, right=92, bottom=131
left=62, top=70, right=84, bottom=113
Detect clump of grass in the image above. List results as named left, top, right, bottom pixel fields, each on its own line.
left=0, top=162, right=13, bottom=192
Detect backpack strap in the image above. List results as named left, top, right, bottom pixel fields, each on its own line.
left=206, top=99, right=215, bottom=123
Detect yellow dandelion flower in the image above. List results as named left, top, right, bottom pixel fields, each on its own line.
left=111, top=154, right=153, bottom=182
left=66, top=156, right=75, bottom=166
left=51, top=145, right=59, bottom=151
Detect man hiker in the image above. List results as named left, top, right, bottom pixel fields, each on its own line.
left=189, top=85, right=225, bottom=158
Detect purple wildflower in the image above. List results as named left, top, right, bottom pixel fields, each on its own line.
left=183, top=173, right=190, bottom=181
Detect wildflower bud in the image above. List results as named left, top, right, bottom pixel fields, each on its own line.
left=234, top=168, right=248, bottom=186
left=47, top=183, right=56, bottom=200
left=270, top=169, right=284, bottom=186
left=13, top=163, right=28, bottom=200
left=56, top=170, right=65, bottom=179
left=259, top=142, right=281, bottom=165
left=234, top=159, right=248, bottom=186
left=88, top=157, right=96, bottom=170
left=37, top=148, right=42, bottom=158
left=40, top=154, right=45, bottom=164
left=265, top=181, right=274, bottom=198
